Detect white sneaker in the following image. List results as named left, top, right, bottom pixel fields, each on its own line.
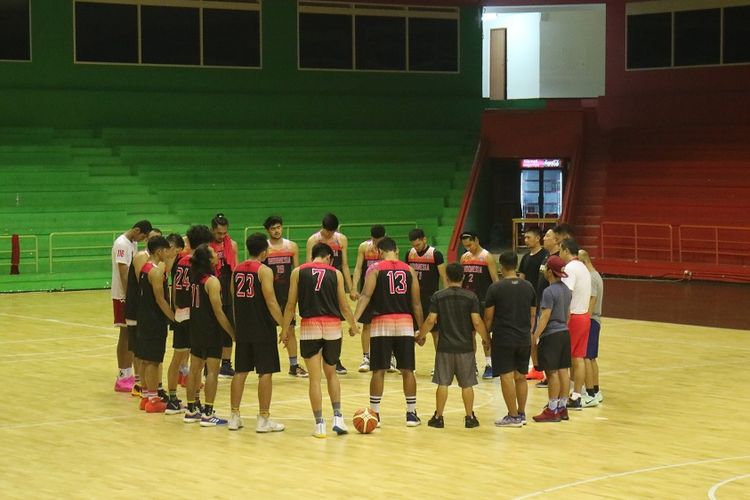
left=358, top=356, right=370, bottom=373
left=228, top=413, right=244, bottom=431
left=256, top=414, right=285, bottom=433
left=332, top=415, right=348, bottom=435
left=312, top=422, right=326, bottom=439
left=595, top=390, right=604, bottom=404
left=582, top=394, right=599, bottom=408
left=388, top=355, right=398, bottom=373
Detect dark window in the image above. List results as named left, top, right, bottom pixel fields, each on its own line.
left=141, top=6, right=200, bottom=65
left=355, top=15, right=406, bottom=70
left=724, top=6, right=750, bottom=64
left=627, top=13, right=672, bottom=69
left=299, top=13, right=353, bottom=69
left=203, top=9, right=260, bottom=67
left=674, top=9, right=720, bottom=66
left=0, top=0, right=30, bottom=61
left=75, top=2, right=138, bottom=63
left=408, top=17, right=458, bottom=72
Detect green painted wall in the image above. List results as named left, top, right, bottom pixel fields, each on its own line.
left=0, top=1, right=483, bottom=129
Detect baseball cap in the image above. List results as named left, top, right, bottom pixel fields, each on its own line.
left=546, top=255, right=568, bottom=278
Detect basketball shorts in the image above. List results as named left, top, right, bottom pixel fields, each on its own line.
left=135, top=327, right=168, bottom=363
left=432, top=351, right=477, bottom=388
left=221, top=304, right=234, bottom=348
left=191, top=344, right=223, bottom=361
left=360, top=303, right=374, bottom=325
left=491, top=343, right=531, bottom=377
left=413, top=296, right=437, bottom=332
left=172, top=320, right=190, bottom=350
left=112, top=299, right=126, bottom=327
left=190, top=326, right=223, bottom=361
left=235, top=341, right=280, bottom=374
left=127, top=325, right=138, bottom=354
left=585, top=319, right=601, bottom=359
left=538, top=330, right=572, bottom=372
left=300, top=338, right=342, bottom=366
left=370, top=337, right=415, bottom=371
left=299, top=316, right=342, bottom=341
left=568, top=313, right=591, bottom=358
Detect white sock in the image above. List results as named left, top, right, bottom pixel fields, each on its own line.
left=485, top=356, right=492, bottom=366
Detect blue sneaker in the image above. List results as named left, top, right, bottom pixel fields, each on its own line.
left=494, top=414, right=523, bottom=428
left=406, top=411, right=421, bottom=427
left=518, top=412, right=527, bottom=426
left=183, top=408, right=202, bottom=423
left=200, top=411, right=228, bottom=427
left=482, top=365, right=493, bottom=380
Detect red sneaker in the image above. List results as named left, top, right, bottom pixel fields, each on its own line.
left=145, top=397, right=167, bottom=413
left=526, top=368, right=545, bottom=381
left=139, top=397, right=148, bottom=411
left=558, top=408, right=569, bottom=421
left=533, top=407, right=561, bottom=423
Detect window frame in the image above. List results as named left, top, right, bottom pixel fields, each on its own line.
left=0, top=0, right=33, bottom=63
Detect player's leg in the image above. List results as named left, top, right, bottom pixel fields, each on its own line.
left=456, top=351, right=479, bottom=428
left=219, top=304, right=235, bottom=378
left=255, top=338, right=284, bottom=433
left=499, top=372, right=518, bottom=415
left=303, top=343, right=326, bottom=438
left=114, top=298, right=135, bottom=392
left=184, top=352, right=205, bottom=422
left=396, top=334, right=419, bottom=427
left=166, top=350, right=189, bottom=414
left=515, top=345, right=530, bottom=420
left=584, top=319, right=602, bottom=405
left=229, top=342, right=250, bottom=430
left=286, top=320, right=307, bottom=377
left=200, top=354, right=227, bottom=426
left=358, top=323, right=371, bottom=372
left=368, top=328, right=389, bottom=425
left=320, top=339, right=346, bottom=435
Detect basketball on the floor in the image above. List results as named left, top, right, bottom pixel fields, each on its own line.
left=352, top=408, right=378, bottom=434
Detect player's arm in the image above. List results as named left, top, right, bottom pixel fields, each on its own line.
left=305, top=237, right=314, bottom=263
left=588, top=295, right=597, bottom=315
left=118, top=263, right=129, bottom=290
left=532, top=308, right=551, bottom=343
left=408, top=267, right=424, bottom=327
left=350, top=241, right=366, bottom=300
left=334, top=269, right=359, bottom=336
left=133, top=251, right=149, bottom=282
left=418, top=311, right=438, bottom=345
left=487, top=255, right=500, bottom=282
left=437, top=263, right=447, bottom=289
left=339, top=234, right=353, bottom=293
left=353, top=268, right=377, bottom=322
left=207, top=276, right=235, bottom=340
left=281, top=268, right=300, bottom=344
left=259, top=265, right=284, bottom=328
left=291, top=241, right=300, bottom=268
left=229, top=240, right=239, bottom=269
left=518, top=254, right=527, bottom=280
left=483, top=305, right=495, bottom=334
left=472, top=312, right=491, bottom=346
left=150, top=267, right=175, bottom=322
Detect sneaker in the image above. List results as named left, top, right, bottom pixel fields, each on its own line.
left=387, top=355, right=398, bottom=373
left=228, top=413, right=244, bottom=431
left=257, top=414, right=285, bottom=433
left=183, top=408, right=202, bottom=423
left=335, top=361, right=347, bottom=375
left=582, top=394, right=599, bottom=408
left=536, top=379, right=549, bottom=388
left=200, top=411, right=228, bottom=427
left=157, top=388, right=169, bottom=403
left=533, top=407, right=561, bottom=422
left=374, top=411, right=381, bottom=428
left=558, top=407, right=569, bottom=421
left=358, top=356, right=371, bottom=373
left=427, top=412, right=444, bottom=428
left=115, top=375, right=135, bottom=393
left=494, top=414, right=523, bottom=428
left=139, top=397, right=148, bottom=411
left=331, top=415, right=348, bottom=435
left=219, top=363, right=235, bottom=379
left=595, top=390, right=604, bottom=404
left=165, top=399, right=185, bottom=415
left=145, top=397, right=167, bottom=413
left=130, top=384, right=142, bottom=398
left=465, top=413, right=480, bottom=428
left=482, top=365, right=493, bottom=380
left=289, top=365, right=308, bottom=378
left=406, top=411, right=421, bottom=427
left=526, top=368, right=545, bottom=380
left=567, top=397, right=583, bottom=411
left=313, top=422, right=327, bottom=438
left=518, top=412, right=527, bottom=425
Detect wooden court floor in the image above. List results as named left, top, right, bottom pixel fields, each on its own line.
left=1, top=290, right=749, bottom=499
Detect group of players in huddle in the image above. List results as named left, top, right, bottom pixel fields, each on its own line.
left=110, top=213, right=604, bottom=437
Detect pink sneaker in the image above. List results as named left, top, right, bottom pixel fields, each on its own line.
left=114, top=375, right=135, bottom=393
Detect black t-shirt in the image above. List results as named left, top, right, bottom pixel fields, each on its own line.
left=484, top=277, right=536, bottom=345
left=536, top=250, right=559, bottom=307
left=298, top=262, right=341, bottom=318
left=519, top=248, right=548, bottom=290
left=429, top=287, right=480, bottom=353
left=233, top=260, right=277, bottom=343
left=125, top=261, right=140, bottom=321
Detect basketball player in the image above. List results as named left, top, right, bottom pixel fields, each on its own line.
left=262, top=215, right=306, bottom=378
left=165, top=226, right=213, bottom=415
left=229, top=234, right=286, bottom=432
left=559, top=238, right=591, bottom=410
left=112, top=220, right=152, bottom=393
left=183, top=244, right=236, bottom=427
left=305, top=213, right=352, bottom=375
left=209, top=213, right=238, bottom=379
left=405, top=228, right=446, bottom=350
left=484, top=252, right=537, bottom=427
left=419, top=263, right=488, bottom=429
left=531, top=255, right=572, bottom=423
left=534, top=227, right=562, bottom=388
left=135, top=236, right=176, bottom=413
left=354, top=237, right=424, bottom=427
left=518, top=227, right=547, bottom=381
left=350, top=224, right=388, bottom=373
left=579, top=249, right=604, bottom=406
left=459, top=231, right=498, bottom=379
left=281, top=243, right=360, bottom=438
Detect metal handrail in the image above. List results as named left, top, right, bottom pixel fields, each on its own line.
left=0, top=235, right=39, bottom=272
left=601, top=222, right=673, bottom=262
left=679, top=225, right=750, bottom=265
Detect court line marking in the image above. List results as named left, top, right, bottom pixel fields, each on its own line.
left=0, top=343, right=115, bottom=358
left=513, top=455, right=750, bottom=499
left=707, top=473, right=750, bottom=500
left=0, top=352, right=111, bottom=365
left=0, top=312, right=114, bottom=332
left=0, top=414, right=139, bottom=430
left=605, top=331, right=750, bottom=353
left=0, top=334, right=118, bottom=345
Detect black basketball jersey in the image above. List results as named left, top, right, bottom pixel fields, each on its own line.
left=233, top=260, right=277, bottom=343
left=209, top=240, right=233, bottom=306
left=124, top=260, right=140, bottom=322
left=461, top=249, right=493, bottom=302
left=406, top=246, right=443, bottom=300
left=372, top=260, right=414, bottom=317
left=136, top=261, right=168, bottom=334
left=263, top=239, right=294, bottom=305
left=298, top=262, right=341, bottom=318
left=190, top=274, right=222, bottom=343
left=312, top=231, right=344, bottom=271
left=359, top=240, right=382, bottom=292
left=173, top=253, right=192, bottom=310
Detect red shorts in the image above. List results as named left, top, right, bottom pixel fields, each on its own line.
left=568, top=313, right=591, bottom=358
left=113, top=299, right=126, bottom=327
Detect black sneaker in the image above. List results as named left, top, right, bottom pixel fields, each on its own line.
left=289, top=365, right=309, bottom=378
left=536, top=379, right=549, bottom=388
left=427, top=412, right=444, bottom=428
left=157, top=389, right=169, bottom=403
left=567, top=398, right=583, bottom=411
left=335, top=361, right=347, bottom=375
left=464, top=412, right=480, bottom=428
left=406, top=411, right=421, bottom=427
left=165, top=398, right=184, bottom=415
left=219, top=362, right=235, bottom=379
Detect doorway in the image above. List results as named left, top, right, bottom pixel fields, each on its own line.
left=490, top=28, right=507, bottom=100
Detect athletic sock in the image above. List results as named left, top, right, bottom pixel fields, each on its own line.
left=187, top=401, right=196, bottom=412
left=363, top=352, right=369, bottom=358
left=231, top=407, right=240, bottom=415
left=313, top=410, right=324, bottom=424
left=560, top=396, right=568, bottom=408
left=289, top=356, right=298, bottom=367
left=259, top=409, right=270, bottom=418
left=548, top=398, right=559, bottom=411
left=369, top=395, right=382, bottom=414
left=204, top=403, right=213, bottom=415
left=168, top=390, right=177, bottom=400
left=587, top=388, right=596, bottom=397
left=222, top=359, right=230, bottom=366
left=594, top=385, right=600, bottom=393
left=406, top=396, right=417, bottom=413
left=571, top=392, right=581, bottom=401
left=485, top=356, right=492, bottom=366
left=332, top=402, right=342, bottom=417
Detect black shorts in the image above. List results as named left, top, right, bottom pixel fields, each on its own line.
left=135, top=328, right=168, bottom=363
left=127, top=325, right=138, bottom=354
left=221, top=304, right=234, bottom=348
left=360, top=303, right=374, bottom=325
left=370, top=336, right=415, bottom=371
left=172, top=320, right=190, bottom=350
left=191, top=344, right=223, bottom=361
left=538, top=330, right=572, bottom=372
left=235, top=341, right=280, bottom=375
left=300, top=338, right=342, bottom=366
left=491, top=343, right=531, bottom=377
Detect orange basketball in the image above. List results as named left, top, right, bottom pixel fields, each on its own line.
left=352, top=407, right=378, bottom=434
